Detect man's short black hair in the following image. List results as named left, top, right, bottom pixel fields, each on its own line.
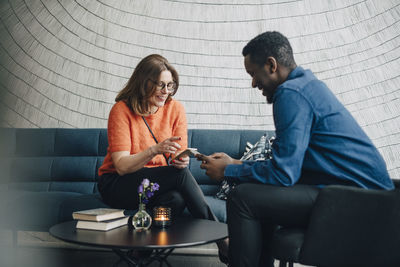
left=242, top=31, right=296, bottom=68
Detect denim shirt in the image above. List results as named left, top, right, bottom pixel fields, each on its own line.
left=225, top=67, right=394, bottom=190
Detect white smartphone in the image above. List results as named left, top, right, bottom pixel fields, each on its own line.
left=173, top=148, right=200, bottom=160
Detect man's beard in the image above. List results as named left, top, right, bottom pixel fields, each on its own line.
left=266, top=95, right=273, bottom=104
left=263, top=87, right=275, bottom=104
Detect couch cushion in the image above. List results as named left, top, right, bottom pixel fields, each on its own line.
left=0, top=191, right=81, bottom=231
left=51, top=157, right=97, bottom=182
left=59, top=194, right=110, bottom=222
left=99, top=129, right=109, bottom=156
left=16, top=129, right=56, bottom=156
left=0, top=191, right=111, bottom=231
left=11, top=157, right=53, bottom=182
left=48, top=182, right=96, bottom=194
left=205, top=196, right=226, bottom=223
left=0, top=128, right=16, bottom=156
left=54, top=129, right=100, bottom=156
left=190, top=130, right=243, bottom=158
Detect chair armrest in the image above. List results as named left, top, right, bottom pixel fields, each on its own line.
left=392, top=179, right=400, bottom=189
left=300, top=185, right=400, bottom=266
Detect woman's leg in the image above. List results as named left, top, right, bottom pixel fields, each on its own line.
left=151, top=190, right=186, bottom=219
left=99, top=166, right=216, bottom=220
left=152, top=167, right=217, bottom=220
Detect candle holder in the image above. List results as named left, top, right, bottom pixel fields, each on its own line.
left=153, top=206, right=171, bottom=228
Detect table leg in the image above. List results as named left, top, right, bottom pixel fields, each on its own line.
left=112, top=248, right=175, bottom=267
left=113, top=249, right=138, bottom=266
left=152, top=248, right=174, bottom=267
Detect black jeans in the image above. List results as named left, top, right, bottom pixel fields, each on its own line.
left=227, top=183, right=320, bottom=267
left=98, top=166, right=216, bottom=221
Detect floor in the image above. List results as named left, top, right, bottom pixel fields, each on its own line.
left=0, top=230, right=307, bottom=267
left=0, top=246, right=227, bottom=267
left=0, top=246, right=308, bottom=267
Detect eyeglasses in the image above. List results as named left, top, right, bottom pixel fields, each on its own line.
left=149, top=80, right=176, bottom=92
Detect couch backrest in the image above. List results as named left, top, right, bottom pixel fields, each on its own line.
left=0, top=128, right=107, bottom=194
left=0, top=128, right=268, bottom=196
left=187, top=129, right=266, bottom=195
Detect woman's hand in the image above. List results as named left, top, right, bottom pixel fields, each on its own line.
left=152, top=136, right=182, bottom=155
left=171, top=156, right=189, bottom=169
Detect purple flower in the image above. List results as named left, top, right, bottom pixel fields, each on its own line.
left=151, top=183, right=160, bottom=191
left=146, top=191, right=154, bottom=199
left=137, top=178, right=159, bottom=205
left=142, top=178, right=150, bottom=188
left=138, top=184, right=144, bottom=194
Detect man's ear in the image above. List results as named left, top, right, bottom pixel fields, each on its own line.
left=266, top=57, right=278, bottom=73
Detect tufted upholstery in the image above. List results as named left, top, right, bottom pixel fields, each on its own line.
left=271, top=184, right=400, bottom=266
left=0, top=128, right=266, bottom=231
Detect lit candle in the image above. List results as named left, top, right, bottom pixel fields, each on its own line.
left=153, top=206, right=171, bottom=227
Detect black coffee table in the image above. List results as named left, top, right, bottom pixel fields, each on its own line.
left=49, top=217, right=227, bottom=267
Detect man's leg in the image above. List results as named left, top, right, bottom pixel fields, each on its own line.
left=227, top=183, right=320, bottom=267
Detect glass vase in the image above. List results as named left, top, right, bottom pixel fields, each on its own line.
left=132, top=203, right=152, bottom=231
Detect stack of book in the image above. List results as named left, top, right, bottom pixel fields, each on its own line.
left=72, top=208, right=129, bottom=231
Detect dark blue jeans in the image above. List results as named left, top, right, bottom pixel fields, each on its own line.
left=227, top=183, right=320, bottom=267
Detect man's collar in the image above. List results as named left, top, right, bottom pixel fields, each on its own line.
left=287, top=66, right=304, bottom=80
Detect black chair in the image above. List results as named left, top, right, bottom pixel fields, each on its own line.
left=271, top=181, right=400, bottom=267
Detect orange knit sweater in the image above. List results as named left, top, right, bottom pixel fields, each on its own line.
left=98, top=99, right=188, bottom=176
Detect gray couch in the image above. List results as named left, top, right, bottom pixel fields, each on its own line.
left=0, top=128, right=266, bottom=232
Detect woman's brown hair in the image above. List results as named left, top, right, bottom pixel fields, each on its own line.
left=115, top=54, right=179, bottom=115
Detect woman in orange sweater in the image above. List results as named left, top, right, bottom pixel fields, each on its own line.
left=98, top=54, right=216, bottom=221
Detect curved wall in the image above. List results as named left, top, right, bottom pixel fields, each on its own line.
left=0, top=0, right=399, bottom=177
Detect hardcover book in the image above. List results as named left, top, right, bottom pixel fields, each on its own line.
left=76, top=216, right=129, bottom=231
left=72, top=208, right=125, bottom=222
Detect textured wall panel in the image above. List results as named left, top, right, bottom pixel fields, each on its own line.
left=0, top=0, right=399, bottom=178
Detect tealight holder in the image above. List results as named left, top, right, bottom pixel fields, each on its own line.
left=153, top=206, right=171, bottom=228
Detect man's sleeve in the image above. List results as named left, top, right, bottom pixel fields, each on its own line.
left=225, top=89, right=315, bottom=186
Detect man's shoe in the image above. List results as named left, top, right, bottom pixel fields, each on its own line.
left=218, top=250, right=229, bottom=265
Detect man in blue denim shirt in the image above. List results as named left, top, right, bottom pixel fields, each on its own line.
left=198, top=31, right=394, bottom=267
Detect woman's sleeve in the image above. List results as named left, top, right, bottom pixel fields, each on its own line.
left=107, top=102, right=132, bottom=153
left=172, top=101, right=188, bottom=150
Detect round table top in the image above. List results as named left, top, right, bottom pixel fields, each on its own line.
left=49, top=218, right=227, bottom=250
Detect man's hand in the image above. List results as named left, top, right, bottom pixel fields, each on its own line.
left=196, top=152, right=239, bottom=181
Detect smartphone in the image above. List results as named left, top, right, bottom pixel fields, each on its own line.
left=173, top=148, right=200, bottom=160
